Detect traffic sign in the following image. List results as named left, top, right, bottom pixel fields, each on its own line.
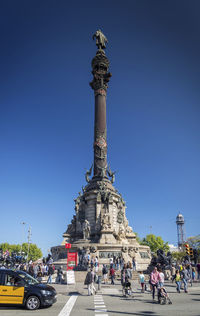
left=65, top=243, right=72, bottom=249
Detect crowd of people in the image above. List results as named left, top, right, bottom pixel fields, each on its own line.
left=84, top=257, right=200, bottom=303
left=84, top=256, right=135, bottom=296
left=1, top=249, right=200, bottom=303
left=0, top=261, right=64, bottom=285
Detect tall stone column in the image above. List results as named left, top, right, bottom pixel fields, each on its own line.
left=90, top=30, right=112, bottom=178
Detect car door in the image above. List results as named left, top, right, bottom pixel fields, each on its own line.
left=0, top=271, right=6, bottom=303
left=0, top=272, right=24, bottom=304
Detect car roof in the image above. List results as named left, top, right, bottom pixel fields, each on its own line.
left=0, top=269, right=26, bottom=274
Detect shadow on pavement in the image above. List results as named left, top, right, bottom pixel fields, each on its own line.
left=87, top=308, right=160, bottom=315
left=0, top=306, right=24, bottom=310
left=143, top=300, right=159, bottom=304
left=189, top=293, right=200, bottom=295
left=68, top=291, right=81, bottom=295
left=192, top=298, right=200, bottom=301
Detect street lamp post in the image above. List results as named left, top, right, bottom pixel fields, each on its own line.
left=27, top=226, right=32, bottom=264
left=20, top=222, right=26, bottom=255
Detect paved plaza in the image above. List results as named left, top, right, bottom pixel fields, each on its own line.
left=0, top=281, right=199, bottom=316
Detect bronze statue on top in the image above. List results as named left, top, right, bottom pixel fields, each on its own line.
left=93, top=29, right=108, bottom=50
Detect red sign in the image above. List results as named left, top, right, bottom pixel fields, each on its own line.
left=65, top=243, right=71, bottom=249
left=67, top=252, right=77, bottom=270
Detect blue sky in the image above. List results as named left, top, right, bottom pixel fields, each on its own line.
left=0, top=0, right=200, bottom=256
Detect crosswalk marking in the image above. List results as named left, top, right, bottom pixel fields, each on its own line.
left=58, top=295, right=78, bottom=316
left=93, top=293, right=108, bottom=316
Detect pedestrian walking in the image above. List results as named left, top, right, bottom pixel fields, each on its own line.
left=28, top=264, right=34, bottom=277
left=196, top=262, right=200, bottom=280
left=132, top=257, right=136, bottom=271
left=87, top=253, right=90, bottom=267
left=57, top=267, right=63, bottom=284
left=94, top=256, right=99, bottom=273
left=139, top=271, right=145, bottom=292
left=116, top=257, right=120, bottom=270
left=41, top=264, right=45, bottom=277
left=180, top=265, right=190, bottom=293
left=47, top=264, right=54, bottom=284
left=175, top=269, right=181, bottom=293
left=110, top=266, right=115, bottom=285
left=121, top=264, right=128, bottom=286
left=33, top=264, right=38, bottom=279
left=44, top=264, right=48, bottom=276
left=113, top=256, right=116, bottom=269
left=186, top=264, right=192, bottom=285
left=90, top=257, right=94, bottom=269
left=171, top=265, right=176, bottom=283
left=127, top=262, right=132, bottom=280
left=158, top=268, right=165, bottom=288
left=150, top=267, right=160, bottom=300
left=84, top=267, right=96, bottom=296
left=120, top=257, right=124, bottom=270
left=192, top=267, right=196, bottom=282
left=102, top=264, right=108, bottom=284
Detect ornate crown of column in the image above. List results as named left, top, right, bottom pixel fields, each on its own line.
left=90, top=30, right=112, bottom=96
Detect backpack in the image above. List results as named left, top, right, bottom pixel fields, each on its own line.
left=84, top=271, right=92, bottom=285
left=103, top=267, right=108, bottom=274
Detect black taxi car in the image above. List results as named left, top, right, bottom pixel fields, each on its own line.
left=0, top=269, right=57, bottom=310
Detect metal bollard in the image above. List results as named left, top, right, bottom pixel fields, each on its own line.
left=98, top=276, right=102, bottom=291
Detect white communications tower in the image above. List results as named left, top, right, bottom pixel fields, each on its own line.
left=176, top=212, right=185, bottom=248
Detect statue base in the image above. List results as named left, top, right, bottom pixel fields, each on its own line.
left=52, top=177, right=151, bottom=271
left=51, top=239, right=151, bottom=272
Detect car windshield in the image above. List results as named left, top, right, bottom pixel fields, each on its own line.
left=18, top=272, right=39, bottom=285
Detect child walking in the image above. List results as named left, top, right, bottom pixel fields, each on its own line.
left=139, top=271, right=145, bottom=292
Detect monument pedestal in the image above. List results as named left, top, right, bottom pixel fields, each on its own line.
left=99, top=230, right=116, bottom=244
left=52, top=240, right=151, bottom=272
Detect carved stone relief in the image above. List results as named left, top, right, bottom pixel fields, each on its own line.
left=117, top=210, right=124, bottom=224
left=101, top=212, right=112, bottom=230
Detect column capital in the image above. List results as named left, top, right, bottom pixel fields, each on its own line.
left=90, top=50, right=112, bottom=94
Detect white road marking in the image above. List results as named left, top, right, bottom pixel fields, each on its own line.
left=95, top=305, right=106, bottom=308
left=102, top=288, right=120, bottom=294
left=58, top=295, right=78, bottom=316
left=94, top=298, right=104, bottom=300
left=94, top=299, right=104, bottom=301
left=94, top=294, right=108, bottom=315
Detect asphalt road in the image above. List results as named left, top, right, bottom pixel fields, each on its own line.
left=0, top=281, right=200, bottom=316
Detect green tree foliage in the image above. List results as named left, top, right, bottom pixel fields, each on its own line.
left=134, top=232, right=142, bottom=244
left=187, top=235, right=200, bottom=249
left=140, top=234, right=170, bottom=253
left=171, top=251, right=185, bottom=262
left=0, top=243, right=42, bottom=262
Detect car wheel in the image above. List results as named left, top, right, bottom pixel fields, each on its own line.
left=26, top=296, right=40, bottom=310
